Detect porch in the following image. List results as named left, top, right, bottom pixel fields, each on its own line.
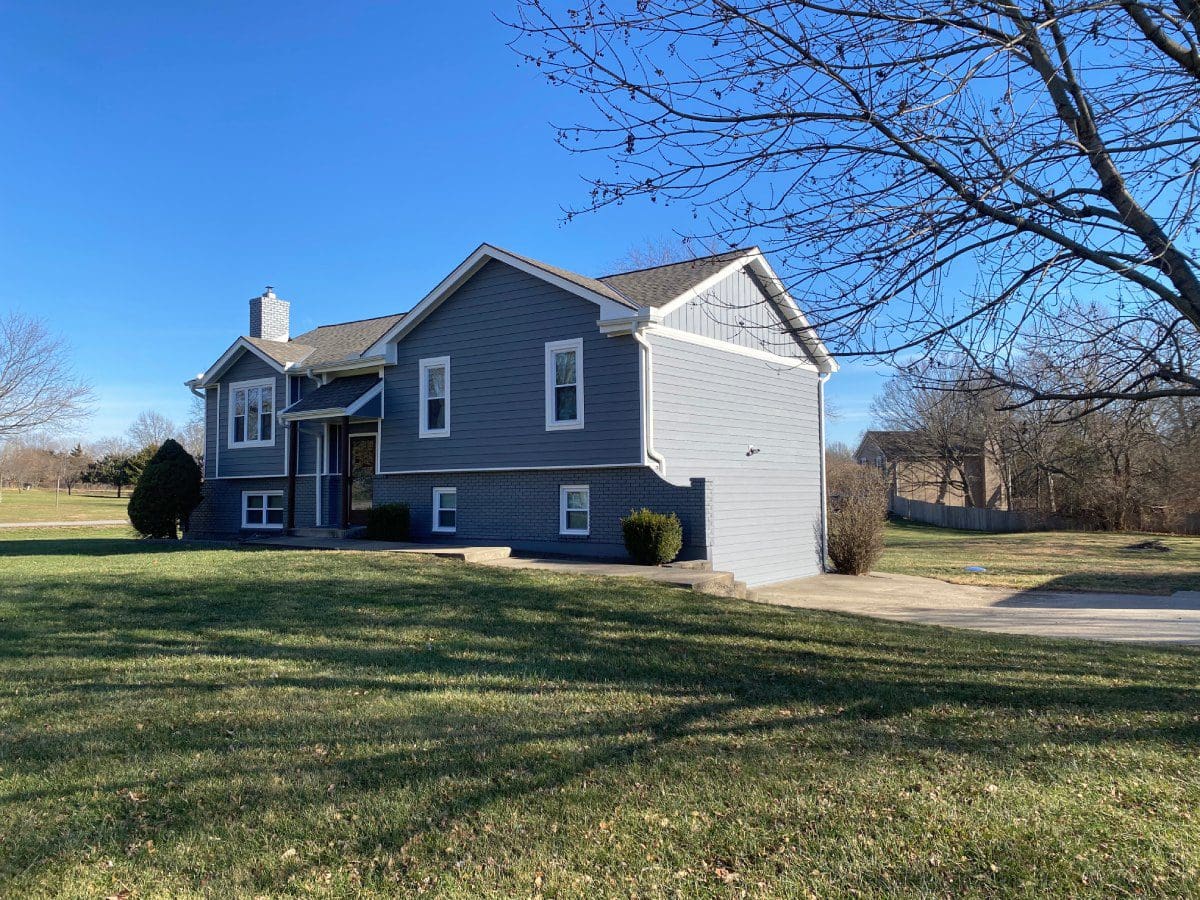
left=280, top=373, right=382, bottom=532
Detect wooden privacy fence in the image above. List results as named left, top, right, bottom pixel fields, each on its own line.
left=890, top=496, right=1036, bottom=533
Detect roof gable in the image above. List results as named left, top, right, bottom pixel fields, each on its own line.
left=365, top=243, right=640, bottom=358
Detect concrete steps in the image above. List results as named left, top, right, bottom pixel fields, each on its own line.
left=290, top=527, right=359, bottom=539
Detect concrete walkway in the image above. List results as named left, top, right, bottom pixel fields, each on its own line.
left=0, top=519, right=128, bottom=529
left=752, top=572, right=1200, bottom=645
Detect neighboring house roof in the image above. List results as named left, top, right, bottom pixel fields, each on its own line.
left=281, top=374, right=382, bottom=419
left=598, top=248, right=752, bottom=308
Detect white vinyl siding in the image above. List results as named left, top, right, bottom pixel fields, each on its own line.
left=559, top=485, right=590, bottom=535
left=242, top=491, right=283, bottom=529
left=432, top=487, right=457, bottom=533
left=229, top=378, right=276, bottom=448
left=545, top=338, right=584, bottom=430
left=419, top=357, right=450, bottom=438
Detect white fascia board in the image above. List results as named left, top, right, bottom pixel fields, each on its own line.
left=280, top=407, right=346, bottom=422
left=743, top=250, right=838, bottom=374
left=195, top=337, right=289, bottom=387
left=365, top=243, right=636, bottom=358
left=597, top=310, right=657, bottom=336
left=306, top=354, right=388, bottom=377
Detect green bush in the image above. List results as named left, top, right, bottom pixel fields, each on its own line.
left=127, top=439, right=203, bottom=539
left=365, top=503, right=411, bottom=541
left=622, top=508, right=683, bottom=565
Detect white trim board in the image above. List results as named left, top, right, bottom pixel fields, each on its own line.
left=374, top=462, right=646, bottom=476
left=646, top=325, right=820, bottom=370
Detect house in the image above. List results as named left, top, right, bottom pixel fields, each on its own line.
left=185, top=244, right=836, bottom=586
left=855, top=429, right=1007, bottom=510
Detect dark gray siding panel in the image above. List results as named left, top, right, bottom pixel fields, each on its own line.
left=649, top=332, right=823, bottom=586
left=215, top=351, right=287, bottom=477
left=374, top=467, right=707, bottom=560
left=379, top=260, right=641, bottom=472
left=188, top=475, right=301, bottom=538
left=204, top=385, right=220, bottom=479
left=663, top=267, right=810, bottom=361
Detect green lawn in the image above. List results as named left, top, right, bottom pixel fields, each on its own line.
left=0, top=487, right=129, bottom=524
left=880, top=519, right=1200, bottom=595
left=2, top=528, right=1199, bottom=897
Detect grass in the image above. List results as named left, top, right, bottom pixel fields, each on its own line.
left=879, top=519, right=1200, bottom=595
left=0, top=487, right=129, bottom=524
left=1, top=528, right=1198, bottom=897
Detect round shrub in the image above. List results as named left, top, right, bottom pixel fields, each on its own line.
left=622, top=508, right=683, bottom=565
left=127, top=439, right=203, bottom=540
left=365, top=503, right=411, bottom=541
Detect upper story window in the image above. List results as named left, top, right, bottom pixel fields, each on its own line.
left=419, top=356, right=450, bottom=438
left=229, top=378, right=275, bottom=448
left=545, top=338, right=584, bottom=431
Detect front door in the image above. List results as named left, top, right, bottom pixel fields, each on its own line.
left=348, top=435, right=376, bottom=525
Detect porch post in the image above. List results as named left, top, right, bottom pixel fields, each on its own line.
left=340, top=416, right=352, bottom=527
left=286, top=420, right=299, bottom=531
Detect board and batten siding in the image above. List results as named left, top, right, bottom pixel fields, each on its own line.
left=662, top=266, right=812, bottom=361
left=212, top=351, right=287, bottom=477
left=649, top=332, right=823, bottom=586
left=379, top=259, right=642, bottom=472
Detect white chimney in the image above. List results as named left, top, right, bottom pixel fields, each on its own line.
left=249, top=286, right=289, bottom=342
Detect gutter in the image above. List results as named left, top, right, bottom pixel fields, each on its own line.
left=631, top=329, right=667, bottom=473
left=817, top=371, right=831, bottom=572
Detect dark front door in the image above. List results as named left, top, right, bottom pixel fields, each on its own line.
left=348, top=435, right=376, bottom=526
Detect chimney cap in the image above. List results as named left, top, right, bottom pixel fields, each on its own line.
left=263, top=285, right=275, bottom=298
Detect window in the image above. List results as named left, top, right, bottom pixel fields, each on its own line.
left=229, top=379, right=275, bottom=447
left=559, top=485, right=590, bottom=535
left=545, top=339, right=584, bottom=430
left=419, top=356, right=450, bottom=438
left=432, top=487, right=457, bottom=533
left=242, top=491, right=283, bottom=529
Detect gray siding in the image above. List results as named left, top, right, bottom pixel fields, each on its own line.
left=213, top=351, right=287, bottom=477
left=649, top=332, right=823, bottom=586
left=374, top=467, right=708, bottom=560
left=663, top=267, right=810, bottom=361
left=379, top=260, right=642, bottom=472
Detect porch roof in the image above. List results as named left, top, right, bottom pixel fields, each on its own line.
left=281, top=374, right=382, bottom=421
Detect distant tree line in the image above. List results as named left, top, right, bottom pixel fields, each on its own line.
left=872, top=365, right=1200, bottom=532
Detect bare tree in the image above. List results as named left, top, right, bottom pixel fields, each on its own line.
left=0, top=312, right=92, bottom=437
left=179, top=395, right=206, bottom=463
left=127, top=409, right=178, bottom=450
left=510, top=1, right=1200, bottom=405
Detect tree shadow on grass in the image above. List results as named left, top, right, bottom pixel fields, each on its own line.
left=2, top=547, right=1199, bottom=888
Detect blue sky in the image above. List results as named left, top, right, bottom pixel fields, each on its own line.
left=0, top=1, right=886, bottom=448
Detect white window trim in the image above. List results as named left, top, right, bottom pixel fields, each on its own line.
left=559, top=484, right=590, bottom=536
left=545, top=338, right=584, bottom=431
left=227, top=377, right=277, bottom=449
left=432, top=486, right=457, bottom=534
left=418, top=356, right=450, bottom=439
left=241, top=490, right=284, bottom=529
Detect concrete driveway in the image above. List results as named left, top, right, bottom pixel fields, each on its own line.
left=752, top=572, right=1200, bottom=645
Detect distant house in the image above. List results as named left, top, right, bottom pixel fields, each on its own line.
left=855, top=429, right=1007, bottom=510
left=184, top=243, right=837, bottom=587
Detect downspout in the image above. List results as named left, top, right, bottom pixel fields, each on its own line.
left=817, top=371, right=831, bottom=572
left=631, top=329, right=667, bottom=472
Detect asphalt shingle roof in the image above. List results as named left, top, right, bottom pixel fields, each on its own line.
left=598, top=248, right=753, bottom=308
left=289, top=314, right=406, bottom=367
left=284, top=374, right=382, bottom=415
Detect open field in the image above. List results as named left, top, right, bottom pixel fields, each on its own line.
left=0, top=487, right=128, bottom=524
left=880, top=519, right=1200, bottom=595
left=1, top=527, right=1198, bottom=897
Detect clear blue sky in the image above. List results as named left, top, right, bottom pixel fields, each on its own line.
left=0, top=1, right=886, bottom=448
